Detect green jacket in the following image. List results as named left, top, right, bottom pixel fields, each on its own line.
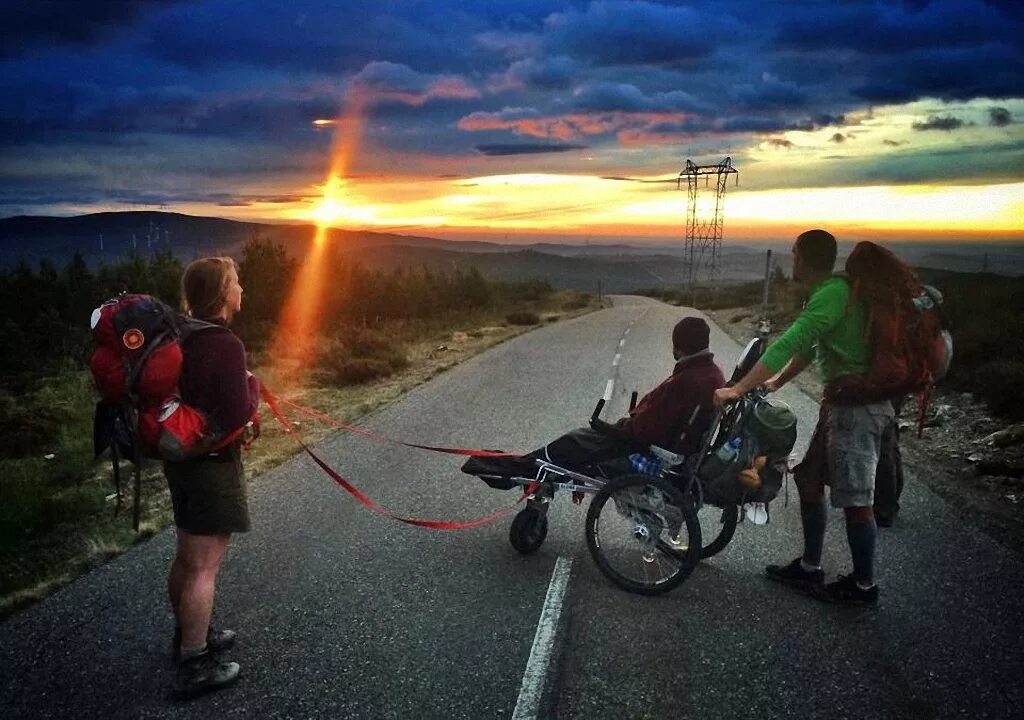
left=761, top=276, right=870, bottom=383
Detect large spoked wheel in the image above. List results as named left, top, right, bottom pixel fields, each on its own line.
left=510, top=507, right=548, bottom=555
left=585, top=474, right=701, bottom=595
left=696, top=504, right=740, bottom=559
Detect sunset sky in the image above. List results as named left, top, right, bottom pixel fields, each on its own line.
left=1, top=0, right=1022, bottom=243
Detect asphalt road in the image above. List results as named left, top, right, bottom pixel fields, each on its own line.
left=2, top=296, right=1022, bottom=719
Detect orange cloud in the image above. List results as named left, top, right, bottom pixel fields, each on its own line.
left=458, top=110, right=688, bottom=141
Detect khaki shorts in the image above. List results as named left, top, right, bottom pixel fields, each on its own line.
left=794, top=401, right=895, bottom=508
left=164, top=444, right=250, bottom=535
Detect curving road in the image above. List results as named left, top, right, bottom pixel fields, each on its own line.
left=1, top=296, right=1022, bottom=719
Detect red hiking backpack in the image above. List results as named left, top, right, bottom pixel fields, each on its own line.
left=825, top=242, right=953, bottom=426
left=90, top=294, right=247, bottom=462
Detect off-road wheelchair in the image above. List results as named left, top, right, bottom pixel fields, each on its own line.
left=465, top=337, right=797, bottom=595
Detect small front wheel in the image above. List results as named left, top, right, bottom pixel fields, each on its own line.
left=585, top=474, right=701, bottom=595
left=510, top=507, right=548, bottom=555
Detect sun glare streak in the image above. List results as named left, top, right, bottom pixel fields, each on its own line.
left=271, top=86, right=371, bottom=381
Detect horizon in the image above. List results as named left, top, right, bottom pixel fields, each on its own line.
left=5, top=209, right=1024, bottom=255
left=0, top=2, right=1022, bottom=243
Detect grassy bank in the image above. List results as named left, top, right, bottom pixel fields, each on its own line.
left=0, top=288, right=599, bottom=618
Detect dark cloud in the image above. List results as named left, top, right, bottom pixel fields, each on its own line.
left=776, top=0, right=1017, bottom=55
left=504, top=56, right=576, bottom=89
left=830, top=133, right=848, bottom=143
left=989, top=106, right=1012, bottom=126
left=474, top=143, right=587, bottom=156
left=352, top=61, right=479, bottom=105
left=767, top=138, right=794, bottom=149
left=571, top=83, right=708, bottom=113
left=0, top=1, right=190, bottom=58
left=543, top=1, right=728, bottom=67
left=912, top=115, right=966, bottom=131
left=854, top=45, right=1024, bottom=104
left=883, top=139, right=909, bottom=146
left=734, top=75, right=807, bottom=111
left=776, top=1, right=1024, bottom=104
left=814, top=113, right=847, bottom=127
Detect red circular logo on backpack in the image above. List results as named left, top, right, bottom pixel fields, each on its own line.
left=123, top=329, right=145, bottom=350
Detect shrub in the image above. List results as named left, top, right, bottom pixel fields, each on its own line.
left=327, top=358, right=398, bottom=385
left=506, top=311, right=540, bottom=326
left=318, top=330, right=409, bottom=386
left=0, top=392, right=64, bottom=459
left=561, top=293, right=591, bottom=310
left=345, top=327, right=400, bottom=358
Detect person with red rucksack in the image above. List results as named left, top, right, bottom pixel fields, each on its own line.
left=163, top=257, right=259, bottom=698
left=714, top=229, right=894, bottom=606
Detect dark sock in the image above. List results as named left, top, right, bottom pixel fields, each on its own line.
left=180, top=643, right=208, bottom=662
left=800, top=500, right=827, bottom=567
left=846, top=518, right=877, bottom=587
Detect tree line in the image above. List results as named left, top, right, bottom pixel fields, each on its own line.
left=0, top=237, right=553, bottom=394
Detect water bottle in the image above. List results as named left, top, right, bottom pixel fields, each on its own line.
left=629, top=453, right=662, bottom=476
left=715, top=436, right=742, bottom=464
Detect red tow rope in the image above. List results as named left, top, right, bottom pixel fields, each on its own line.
left=260, top=386, right=535, bottom=530
left=266, top=388, right=518, bottom=458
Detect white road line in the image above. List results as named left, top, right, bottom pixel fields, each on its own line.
left=618, top=339, right=625, bottom=348
left=612, top=353, right=621, bottom=367
left=624, top=328, right=630, bottom=336
left=602, top=379, right=614, bottom=402
left=512, top=557, right=573, bottom=720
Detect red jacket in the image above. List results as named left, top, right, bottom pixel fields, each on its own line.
left=617, top=352, right=725, bottom=454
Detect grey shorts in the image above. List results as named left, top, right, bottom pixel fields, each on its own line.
left=826, top=402, right=895, bottom=508
left=164, top=444, right=250, bottom=535
left=794, top=400, right=895, bottom=508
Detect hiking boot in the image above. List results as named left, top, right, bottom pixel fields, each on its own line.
left=765, top=557, right=824, bottom=590
left=172, top=626, right=236, bottom=662
left=175, top=651, right=240, bottom=700
left=808, top=574, right=879, bottom=607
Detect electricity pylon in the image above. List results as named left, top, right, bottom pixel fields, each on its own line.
left=677, top=156, right=738, bottom=303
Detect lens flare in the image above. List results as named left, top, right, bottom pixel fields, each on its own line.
left=271, top=86, right=370, bottom=381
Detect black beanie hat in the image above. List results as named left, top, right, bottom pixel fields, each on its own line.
left=672, top=316, right=710, bottom=355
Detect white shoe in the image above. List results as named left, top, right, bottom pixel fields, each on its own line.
left=744, top=502, right=768, bottom=525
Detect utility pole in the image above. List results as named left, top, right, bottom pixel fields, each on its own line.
left=759, top=249, right=773, bottom=337
left=677, top=157, right=738, bottom=306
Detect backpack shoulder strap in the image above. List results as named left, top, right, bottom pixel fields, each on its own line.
left=178, top=316, right=230, bottom=341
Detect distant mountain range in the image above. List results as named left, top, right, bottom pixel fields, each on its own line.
left=1, top=211, right=1021, bottom=292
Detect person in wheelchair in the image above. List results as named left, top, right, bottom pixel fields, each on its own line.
left=462, top=317, right=725, bottom=486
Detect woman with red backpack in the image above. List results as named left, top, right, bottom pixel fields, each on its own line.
left=164, top=257, right=260, bottom=699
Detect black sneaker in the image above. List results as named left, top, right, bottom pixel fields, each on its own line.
left=765, top=557, right=825, bottom=590
left=172, top=626, right=237, bottom=662
left=175, top=650, right=240, bottom=700
left=808, top=574, right=879, bottom=607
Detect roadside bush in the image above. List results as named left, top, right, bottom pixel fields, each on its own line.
left=318, top=330, right=409, bottom=386
left=0, top=394, right=64, bottom=459
left=506, top=311, right=540, bottom=325
left=345, top=326, right=400, bottom=358
left=326, top=358, right=397, bottom=385
left=561, top=292, right=591, bottom=310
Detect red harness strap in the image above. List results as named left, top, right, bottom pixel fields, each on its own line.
left=264, top=388, right=518, bottom=458
left=260, top=386, right=536, bottom=530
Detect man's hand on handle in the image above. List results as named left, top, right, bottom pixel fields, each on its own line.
left=714, top=386, right=742, bottom=408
